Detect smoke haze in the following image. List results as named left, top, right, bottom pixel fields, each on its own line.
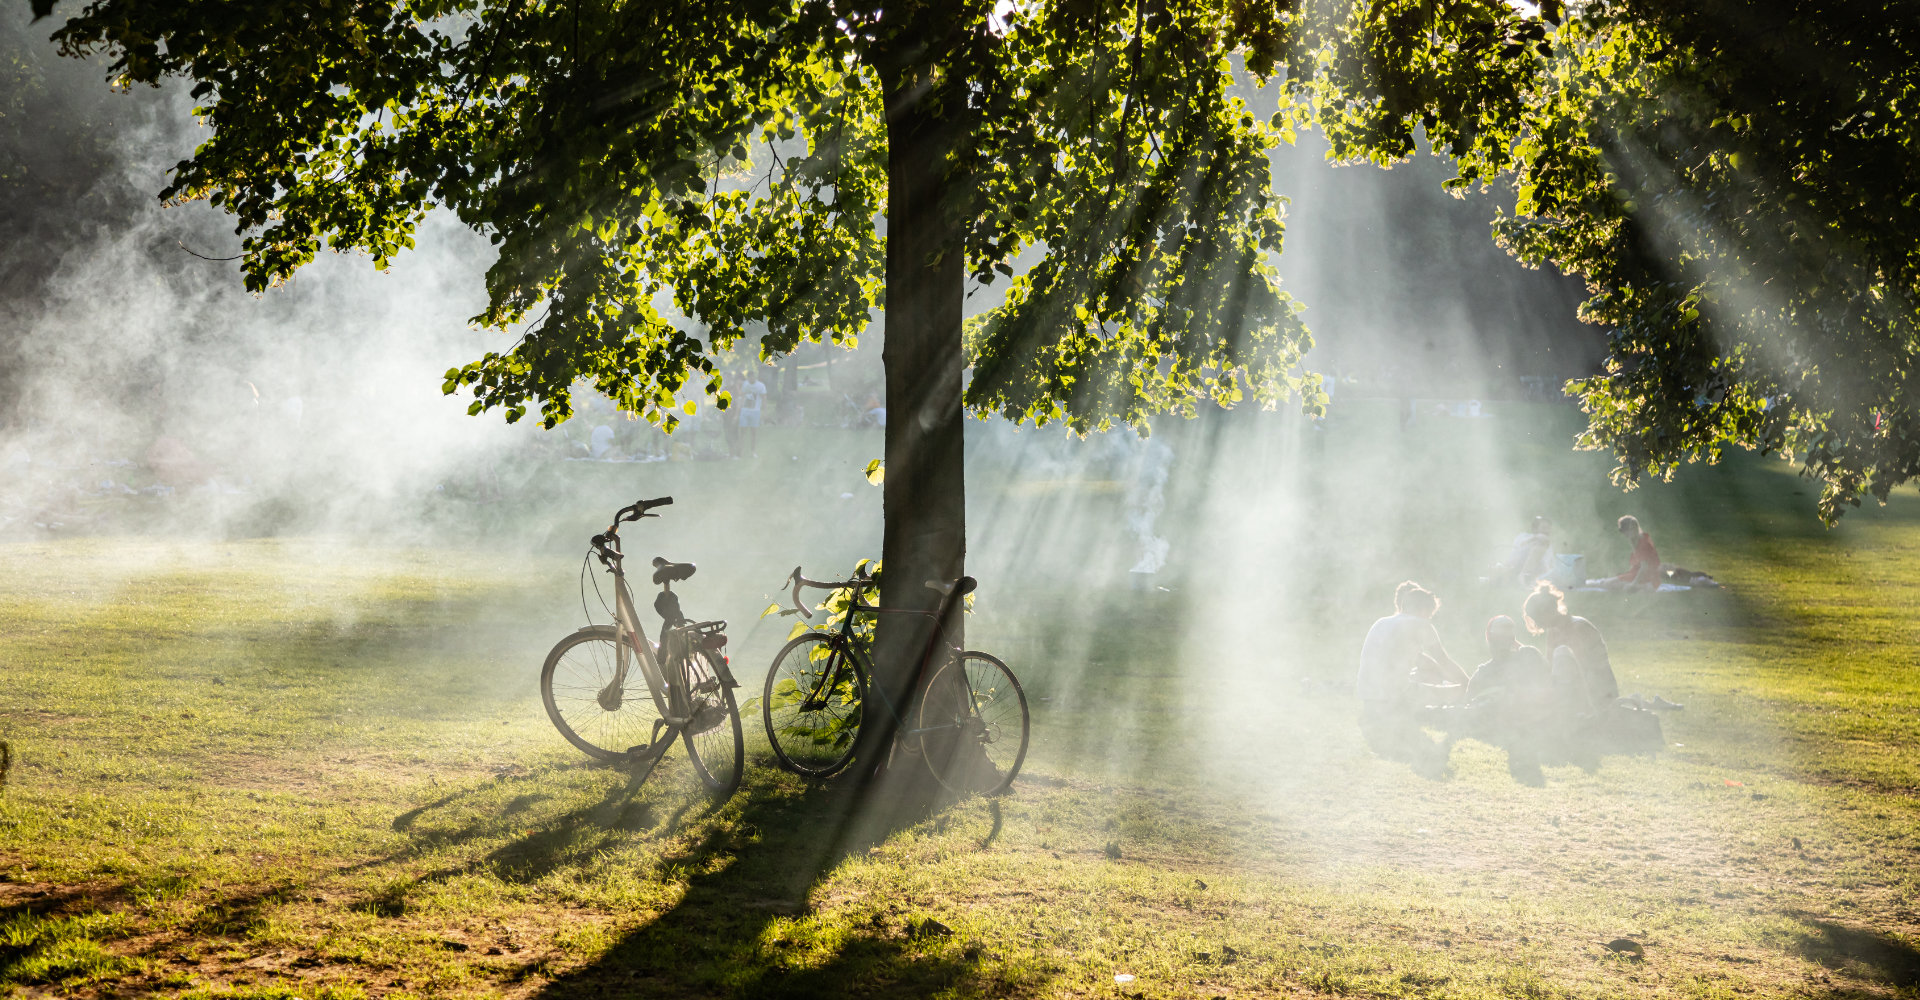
left=2, top=5, right=1683, bottom=810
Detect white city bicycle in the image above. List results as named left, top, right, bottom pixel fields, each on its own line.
left=539, top=497, right=743, bottom=797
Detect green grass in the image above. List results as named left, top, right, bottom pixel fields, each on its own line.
left=3, top=412, right=1920, bottom=998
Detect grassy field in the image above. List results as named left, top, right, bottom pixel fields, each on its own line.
left=3, top=411, right=1919, bottom=999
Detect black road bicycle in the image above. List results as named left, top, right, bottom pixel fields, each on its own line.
left=539, top=497, right=744, bottom=797
left=761, top=567, right=1030, bottom=795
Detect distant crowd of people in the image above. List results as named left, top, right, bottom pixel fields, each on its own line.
left=567, top=366, right=890, bottom=464
left=571, top=367, right=771, bottom=462
left=1359, top=513, right=1695, bottom=782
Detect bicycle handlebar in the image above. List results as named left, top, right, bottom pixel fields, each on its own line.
left=784, top=565, right=876, bottom=620
left=591, top=496, right=673, bottom=566
left=782, top=568, right=974, bottom=619
left=611, top=496, right=673, bottom=530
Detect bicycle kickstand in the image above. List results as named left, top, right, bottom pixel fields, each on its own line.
left=624, top=718, right=675, bottom=761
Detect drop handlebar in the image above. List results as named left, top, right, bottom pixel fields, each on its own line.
left=784, top=566, right=876, bottom=620
left=782, top=567, right=975, bottom=620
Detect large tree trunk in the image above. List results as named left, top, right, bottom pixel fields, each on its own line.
left=840, top=56, right=968, bottom=825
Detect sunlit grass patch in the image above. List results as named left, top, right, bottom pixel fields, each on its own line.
left=176, top=984, right=370, bottom=1000
left=0, top=909, right=141, bottom=988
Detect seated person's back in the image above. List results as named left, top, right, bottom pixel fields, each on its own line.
left=1357, top=582, right=1466, bottom=706
left=1524, top=583, right=1621, bottom=710
left=1553, top=615, right=1619, bottom=704
left=1359, top=611, right=1440, bottom=702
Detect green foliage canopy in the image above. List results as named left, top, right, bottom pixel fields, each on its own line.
left=32, top=0, right=1920, bottom=518
left=1276, top=0, right=1920, bottom=519
left=1514, top=0, right=1920, bottom=522
left=36, top=0, right=1315, bottom=435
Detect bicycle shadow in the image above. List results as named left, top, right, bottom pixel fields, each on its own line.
left=511, top=778, right=1037, bottom=999
left=379, top=753, right=724, bottom=892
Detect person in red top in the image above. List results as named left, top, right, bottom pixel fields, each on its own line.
left=1606, top=515, right=1663, bottom=589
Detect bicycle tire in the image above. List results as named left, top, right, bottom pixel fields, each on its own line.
left=762, top=632, right=863, bottom=778
left=679, top=647, right=745, bottom=797
left=541, top=625, right=668, bottom=762
left=918, top=651, right=1030, bottom=796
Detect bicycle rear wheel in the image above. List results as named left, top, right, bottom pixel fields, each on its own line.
left=541, top=626, right=666, bottom=761
left=680, top=648, right=744, bottom=797
left=762, top=633, right=863, bottom=778
left=918, top=651, right=1030, bottom=796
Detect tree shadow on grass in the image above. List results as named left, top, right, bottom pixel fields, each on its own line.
left=1, top=769, right=1033, bottom=997
left=1788, top=914, right=1920, bottom=991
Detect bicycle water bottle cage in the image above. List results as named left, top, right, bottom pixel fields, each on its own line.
left=651, top=557, right=696, bottom=585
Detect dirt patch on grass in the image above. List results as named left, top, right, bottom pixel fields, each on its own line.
left=177, top=748, right=530, bottom=798
left=0, top=708, right=87, bottom=726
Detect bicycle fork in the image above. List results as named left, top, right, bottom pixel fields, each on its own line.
left=801, top=652, right=852, bottom=713
left=598, top=617, right=651, bottom=712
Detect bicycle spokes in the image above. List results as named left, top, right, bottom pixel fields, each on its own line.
left=919, top=651, right=1030, bottom=797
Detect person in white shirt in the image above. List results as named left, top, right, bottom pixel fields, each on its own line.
left=1492, top=515, right=1554, bottom=584
left=733, top=369, right=768, bottom=457
left=1357, top=581, right=1468, bottom=766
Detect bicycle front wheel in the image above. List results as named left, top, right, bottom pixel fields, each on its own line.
left=541, top=626, right=666, bottom=761
left=680, top=648, right=744, bottom=798
left=762, top=633, right=863, bottom=778
left=918, top=651, right=1030, bottom=796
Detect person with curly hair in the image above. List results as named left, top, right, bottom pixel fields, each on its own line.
left=1523, top=583, right=1619, bottom=711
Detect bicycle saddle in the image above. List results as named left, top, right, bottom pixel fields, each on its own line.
left=924, top=576, right=977, bottom=598
left=651, top=557, right=696, bottom=585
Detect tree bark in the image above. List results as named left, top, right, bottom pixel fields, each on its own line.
left=839, top=55, right=968, bottom=826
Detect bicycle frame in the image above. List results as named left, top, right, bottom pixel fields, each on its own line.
left=606, top=559, right=680, bottom=720
left=795, top=583, right=972, bottom=743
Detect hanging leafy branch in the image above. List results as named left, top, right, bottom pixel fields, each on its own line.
left=1253, top=0, right=1920, bottom=521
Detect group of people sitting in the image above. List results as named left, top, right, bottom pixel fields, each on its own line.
left=1356, top=580, right=1673, bottom=781
left=1491, top=514, right=1718, bottom=592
